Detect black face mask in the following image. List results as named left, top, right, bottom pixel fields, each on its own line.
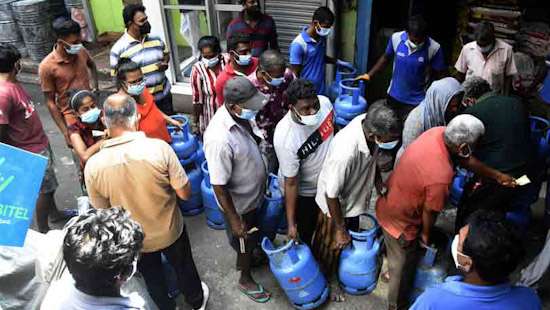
left=139, top=22, right=151, bottom=35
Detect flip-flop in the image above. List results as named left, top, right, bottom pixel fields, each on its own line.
left=238, top=283, right=271, bottom=303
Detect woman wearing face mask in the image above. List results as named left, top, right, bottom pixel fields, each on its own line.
left=396, top=77, right=465, bottom=163
left=191, top=36, right=229, bottom=136
left=116, top=58, right=182, bottom=143
left=67, top=89, right=105, bottom=168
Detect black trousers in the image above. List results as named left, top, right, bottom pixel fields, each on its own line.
left=155, top=93, right=175, bottom=115
left=224, top=209, right=261, bottom=270
left=386, top=95, right=416, bottom=123
left=296, top=196, right=320, bottom=247
left=138, top=226, right=203, bottom=310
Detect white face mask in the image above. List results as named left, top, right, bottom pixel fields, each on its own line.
left=202, top=56, right=220, bottom=68
left=451, top=234, right=471, bottom=272
left=316, top=24, right=332, bottom=37
left=294, top=107, right=321, bottom=127
left=477, top=42, right=494, bottom=54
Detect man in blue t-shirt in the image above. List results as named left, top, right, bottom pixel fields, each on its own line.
left=289, top=7, right=337, bottom=95
left=411, top=210, right=541, bottom=310
left=357, top=15, right=447, bottom=121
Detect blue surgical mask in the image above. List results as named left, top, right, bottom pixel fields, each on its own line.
left=237, top=107, right=258, bottom=121
left=62, top=40, right=83, bottom=55
left=202, top=56, right=220, bottom=68
left=234, top=52, right=252, bottom=66
left=376, top=139, right=399, bottom=150
left=127, top=81, right=146, bottom=96
left=316, top=25, right=332, bottom=37
left=80, top=107, right=101, bottom=124
left=263, top=72, right=285, bottom=87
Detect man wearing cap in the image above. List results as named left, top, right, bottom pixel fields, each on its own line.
left=203, top=76, right=270, bottom=303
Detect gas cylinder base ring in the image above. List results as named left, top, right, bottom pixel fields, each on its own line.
left=293, top=284, right=330, bottom=310
left=340, top=281, right=378, bottom=296
left=206, top=220, right=226, bottom=230
left=180, top=206, right=204, bottom=216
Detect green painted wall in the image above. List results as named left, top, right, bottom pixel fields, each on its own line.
left=339, top=1, right=357, bottom=63
left=90, top=0, right=125, bottom=34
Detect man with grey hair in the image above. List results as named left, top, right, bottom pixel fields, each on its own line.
left=248, top=49, right=295, bottom=173
left=85, top=94, right=209, bottom=310
left=204, top=76, right=271, bottom=303
left=313, top=102, right=401, bottom=301
left=462, top=76, right=492, bottom=107
left=376, top=115, right=485, bottom=310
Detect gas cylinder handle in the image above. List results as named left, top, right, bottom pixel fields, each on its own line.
left=286, top=243, right=300, bottom=264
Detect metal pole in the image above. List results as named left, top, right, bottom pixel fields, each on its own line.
left=81, top=0, right=97, bottom=42
left=354, top=0, right=373, bottom=74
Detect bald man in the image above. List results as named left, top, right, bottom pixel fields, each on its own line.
left=85, top=94, right=209, bottom=310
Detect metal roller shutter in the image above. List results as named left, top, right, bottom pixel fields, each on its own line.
left=264, top=0, right=327, bottom=57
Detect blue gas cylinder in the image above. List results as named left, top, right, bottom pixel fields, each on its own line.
left=449, top=168, right=470, bottom=206
left=328, top=61, right=357, bottom=102
left=338, top=214, right=381, bottom=295
left=195, top=141, right=206, bottom=166
left=178, top=156, right=204, bottom=216
left=201, top=161, right=225, bottom=229
left=169, top=115, right=197, bottom=160
left=411, top=245, right=447, bottom=302
left=259, top=174, right=285, bottom=240
left=334, top=79, right=367, bottom=127
left=262, top=238, right=329, bottom=309
left=529, top=116, right=550, bottom=159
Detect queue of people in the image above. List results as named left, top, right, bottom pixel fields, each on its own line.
left=0, top=1, right=548, bottom=309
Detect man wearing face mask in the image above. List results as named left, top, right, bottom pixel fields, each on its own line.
left=356, top=15, right=447, bottom=122
left=111, top=4, right=174, bottom=115
left=41, top=207, right=147, bottom=309
left=39, top=17, right=99, bottom=146
left=215, top=33, right=259, bottom=107
left=0, top=44, right=62, bottom=233
left=85, top=94, right=208, bottom=310
left=454, top=76, right=532, bottom=231
left=226, top=0, right=279, bottom=57
left=313, top=102, right=401, bottom=302
left=455, top=21, right=517, bottom=95
left=273, top=79, right=334, bottom=247
left=248, top=50, right=295, bottom=173
left=204, top=77, right=271, bottom=303
left=376, top=115, right=486, bottom=310
left=411, top=210, right=541, bottom=310
left=289, top=6, right=337, bottom=95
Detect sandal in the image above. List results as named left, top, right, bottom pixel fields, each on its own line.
left=238, top=283, right=271, bottom=303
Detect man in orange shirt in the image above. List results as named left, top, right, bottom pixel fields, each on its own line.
left=376, top=115, right=486, bottom=310
left=39, top=17, right=98, bottom=145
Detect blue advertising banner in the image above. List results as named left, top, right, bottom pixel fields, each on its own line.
left=0, top=143, right=47, bottom=247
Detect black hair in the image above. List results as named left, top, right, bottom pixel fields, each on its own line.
left=475, top=21, right=495, bottom=43
left=286, top=79, right=317, bottom=105
left=0, top=44, right=21, bottom=73
left=52, top=17, right=81, bottom=39
left=198, top=35, right=222, bottom=55
left=67, top=89, right=96, bottom=111
left=63, top=207, right=144, bottom=296
left=259, top=49, right=286, bottom=72
left=227, top=32, right=251, bottom=52
left=462, top=210, right=525, bottom=284
left=407, top=15, right=427, bottom=38
left=115, top=58, right=142, bottom=89
left=123, top=4, right=146, bottom=27
left=312, top=6, right=334, bottom=25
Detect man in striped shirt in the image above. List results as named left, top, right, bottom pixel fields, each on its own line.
left=226, top=0, right=279, bottom=57
left=110, top=4, right=174, bottom=115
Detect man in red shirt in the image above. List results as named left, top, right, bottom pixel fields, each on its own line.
left=0, top=44, right=61, bottom=233
left=215, top=33, right=259, bottom=107
left=376, top=115, right=486, bottom=310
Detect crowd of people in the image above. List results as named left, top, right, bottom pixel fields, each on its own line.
left=0, top=0, right=549, bottom=309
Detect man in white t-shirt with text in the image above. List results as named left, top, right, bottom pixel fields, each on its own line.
left=274, top=79, right=334, bottom=246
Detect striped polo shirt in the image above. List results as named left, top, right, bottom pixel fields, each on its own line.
left=110, top=32, right=171, bottom=101
left=226, top=12, right=279, bottom=57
